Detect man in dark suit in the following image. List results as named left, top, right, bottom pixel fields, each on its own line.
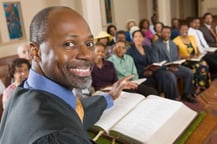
left=0, top=6, right=136, bottom=144
left=152, top=26, right=196, bottom=103
left=199, top=12, right=217, bottom=47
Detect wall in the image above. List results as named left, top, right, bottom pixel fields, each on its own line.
left=1, top=0, right=217, bottom=58
left=0, top=0, right=79, bottom=58
left=112, top=0, right=140, bottom=30
left=81, top=0, right=103, bottom=36
left=199, top=0, right=217, bottom=16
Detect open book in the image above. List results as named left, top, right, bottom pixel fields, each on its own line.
left=204, top=47, right=217, bottom=53
left=144, top=60, right=167, bottom=70
left=92, top=92, right=197, bottom=144
left=187, top=54, right=204, bottom=62
left=164, top=59, right=186, bottom=66
left=100, top=78, right=147, bottom=91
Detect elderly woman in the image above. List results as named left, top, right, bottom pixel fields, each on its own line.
left=173, top=24, right=211, bottom=95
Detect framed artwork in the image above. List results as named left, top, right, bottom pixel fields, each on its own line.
left=100, top=0, right=113, bottom=27
left=104, top=0, right=112, bottom=24
left=3, top=2, right=25, bottom=40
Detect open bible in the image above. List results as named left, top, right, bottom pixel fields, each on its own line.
left=164, top=59, right=186, bottom=66
left=91, top=92, right=197, bottom=144
left=204, top=47, right=217, bottom=53
left=144, top=60, right=167, bottom=70
left=186, top=54, right=205, bottom=62
left=100, top=78, right=147, bottom=92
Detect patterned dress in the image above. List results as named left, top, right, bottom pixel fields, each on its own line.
left=183, top=43, right=211, bottom=94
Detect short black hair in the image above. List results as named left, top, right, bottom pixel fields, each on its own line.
left=30, top=6, right=70, bottom=44
left=95, top=42, right=106, bottom=49
left=10, top=58, right=31, bottom=78
left=106, top=24, right=117, bottom=35
left=115, top=30, right=126, bottom=38
left=153, top=21, right=164, bottom=32
left=203, top=12, right=213, bottom=19
left=139, top=18, right=150, bottom=29
left=161, top=25, right=171, bottom=32
left=189, top=17, right=200, bottom=23
left=115, top=40, right=126, bottom=46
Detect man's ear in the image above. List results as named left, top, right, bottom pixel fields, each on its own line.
left=29, top=42, right=41, bottom=62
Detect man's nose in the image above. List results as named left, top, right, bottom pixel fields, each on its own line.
left=76, top=44, right=93, bottom=60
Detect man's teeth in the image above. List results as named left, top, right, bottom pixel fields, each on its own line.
left=74, top=68, right=89, bottom=72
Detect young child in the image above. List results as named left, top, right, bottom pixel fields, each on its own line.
left=2, top=58, right=31, bottom=109
left=91, top=42, right=118, bottom=91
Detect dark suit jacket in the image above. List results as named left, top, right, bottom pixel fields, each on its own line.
left=199, top=24, right=217, bottom=47
left=0, top=85, right=107, bottom=144
left=152, top=39, right=179, bottom=62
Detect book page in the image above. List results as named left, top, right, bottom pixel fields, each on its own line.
left=99, top=78, right=147, bottom=92
left=131, top=78, right=147, bottom=85
left=94, top=92, right=145, bottom=133
left=205, top=47, right=217, bottom=52
left=110, top=95, right=197, bottom=144
left=165, top=59, right=186, bottom=66
left=187, top=54, right=204, bottom=62
left=144, top=60, right=167, bottom=70
left=152, top=60, right=167, bottom=66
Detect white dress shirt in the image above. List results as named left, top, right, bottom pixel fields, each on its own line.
left=0, top=80, right=5, bottom=95
left=188, top=27, right=209, bottom=54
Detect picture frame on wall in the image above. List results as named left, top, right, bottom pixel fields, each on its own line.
left=104, top=0, right=112, bottom=24
left=3, top=2, right=25, bottom=40
left=100, top=0, right=113, bottom=27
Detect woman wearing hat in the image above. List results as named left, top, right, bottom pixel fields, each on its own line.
left=95, top=31, right=113, bottom=58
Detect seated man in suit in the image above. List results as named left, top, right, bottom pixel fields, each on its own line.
left=188, top=17, right=217, bottom=79
left=0, top=6, right=137, bottom=144
left=199, top=12, right=217, bottom=47
left=152, top=26, right=196, bottom=103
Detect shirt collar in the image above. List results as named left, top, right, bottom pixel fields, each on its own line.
left=24, top=69, right=76, bottom=109
left=163, top=40, right=169, bottom=43
left=204, top=23, right=211, bottom=29
left=113, top=54, right=126, bottom=62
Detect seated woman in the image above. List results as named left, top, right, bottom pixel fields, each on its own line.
left=152, top=21, right=164, bottom=42
left=2, top=58, right=31, bottom=109
left=95, top=31, right=113, bottom=58
left=126, top=30, right=180, bottom=100
left=173, top=24, right=211, bottom=95
left=106, top=24, right=117, bottom=45
left=92, top=42, right=158, bottom=96
left=125, top=19, right=137, bottom=42
left=139, top=18, right=154, bottom=46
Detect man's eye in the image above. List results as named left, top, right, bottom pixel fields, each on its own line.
left=64, top=42, right=75, bottom=47
left=86, top=42, right=94, bottom=47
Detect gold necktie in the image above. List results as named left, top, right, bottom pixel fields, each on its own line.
left=76, top=98, right=84, bottom=122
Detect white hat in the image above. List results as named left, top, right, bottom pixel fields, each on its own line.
left=129, top=26, right=140, bottom=39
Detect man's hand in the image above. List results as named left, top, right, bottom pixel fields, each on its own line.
left=144, top=69, right=153, bottom=76
left=108, top=75, right=137, bottom=100
left=167, top=65, right=178, bottom=72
